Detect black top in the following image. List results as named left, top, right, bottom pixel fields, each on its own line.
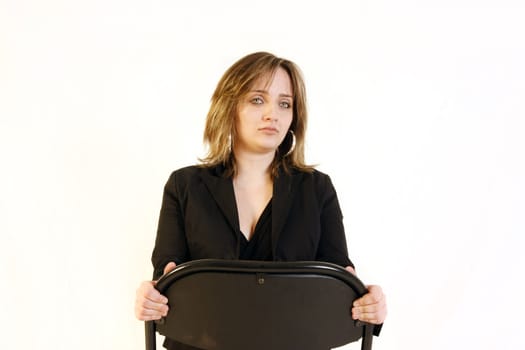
left=239, top=200, right=273, bottom=261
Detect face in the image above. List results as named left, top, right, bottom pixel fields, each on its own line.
left=234, top=67, right=294, bottom=156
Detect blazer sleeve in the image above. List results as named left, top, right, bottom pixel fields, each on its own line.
left=315, top=173, right=384, bottom=336
left=151, top=171, right=190, bottom=279
left=315, top=173, right=354, bottom=269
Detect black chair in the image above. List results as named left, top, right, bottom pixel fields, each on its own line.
left=145, top=259, right=374, bottom=350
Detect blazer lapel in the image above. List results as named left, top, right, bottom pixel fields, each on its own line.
left=199, top=166, right=240, bottom=234
left=199, top=165, right=304, bottom=259
left=272, top=169, right=303, bottom=258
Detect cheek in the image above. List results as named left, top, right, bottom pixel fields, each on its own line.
left=238, top=106, right=259, bottom=124
left=235, top=109, right=250, bottom=130
left=282, top=111, right=293, bottom=129
left=280, top=114, right=293, bottom=139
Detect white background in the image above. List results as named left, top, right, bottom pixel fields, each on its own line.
left=1, top=1, right=524, bottom=349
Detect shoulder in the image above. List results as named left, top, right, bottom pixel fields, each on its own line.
left=165, top=165, right=197, bottom=184
left=168, top=165, right=202, bottom=179
left=279, top=168, right=338, bottom=204
left=292, top=168, right=335, bottom=190
left=165, top=164, right=225, bottom=188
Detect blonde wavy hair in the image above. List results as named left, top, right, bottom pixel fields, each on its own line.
left=200, top=51, right=314, bottom=178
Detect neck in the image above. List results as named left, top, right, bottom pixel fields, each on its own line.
left=233, top=149, right=275, bottom=182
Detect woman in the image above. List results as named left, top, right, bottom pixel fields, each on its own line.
left=135, top=52, right=387, bottom=349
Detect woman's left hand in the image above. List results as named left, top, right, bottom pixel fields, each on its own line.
left=352, top=285, right=387, bottom=324
left=345, top=266, right=387, bottom=325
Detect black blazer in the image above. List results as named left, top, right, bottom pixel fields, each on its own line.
left=151, top=165, right=353, bottom=279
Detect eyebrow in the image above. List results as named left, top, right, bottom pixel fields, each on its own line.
left=250, top=89, right=293, bottom=98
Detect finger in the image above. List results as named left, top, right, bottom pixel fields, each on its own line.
left=353, top=303, right=379, bottom=315
left=139, top=314, right=163, bottom=321
left=353, top=285, right=384, bottom=307
left=353, top=310, right=382, bottom=324
left=345, top=266, right=356, bottom=275
left=137, top=281, right=169, bottom=304
left=145, top=288, right=169, bottom=304
left=163, top=262, right=177, bottom=275
left=135, top=296, right=170, bottom=320
left=352, top=299, right=387, bottom=324
left=135, top=301, right=166, bottom=320
left=137, top=306, right=167, bottom=318
left=353, top=294, right=380, bottom=307
left=136, top=308, right=166, bottom=321
left=141, top=298, right=170, bottom=314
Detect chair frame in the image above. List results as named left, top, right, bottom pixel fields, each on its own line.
left=145, top=259, right=374, bottom=350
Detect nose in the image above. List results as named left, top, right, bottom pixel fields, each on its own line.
left=263, top=103, right=277, bottom=121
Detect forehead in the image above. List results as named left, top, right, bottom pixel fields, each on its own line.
left=250, top=67, right=293, bottom=94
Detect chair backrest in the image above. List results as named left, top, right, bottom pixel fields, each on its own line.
left=145, top=259, right=374, bottom=350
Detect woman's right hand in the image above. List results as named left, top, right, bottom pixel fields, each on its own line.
left=134, top=262, right=177, bottom=321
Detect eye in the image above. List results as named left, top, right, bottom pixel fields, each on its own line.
left=251, top=96, right=264, bottom=105
left=280, top=101, right=292, bottom=109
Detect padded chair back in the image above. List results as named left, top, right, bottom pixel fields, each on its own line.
left=145, top=259, right=374, bottom=350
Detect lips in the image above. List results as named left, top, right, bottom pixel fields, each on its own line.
left=259, top=127, right=278, bottom=134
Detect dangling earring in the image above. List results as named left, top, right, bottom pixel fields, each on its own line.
left=284, top=130, right=296, bottom=157
left=227, top=134, right=233, bottom=154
